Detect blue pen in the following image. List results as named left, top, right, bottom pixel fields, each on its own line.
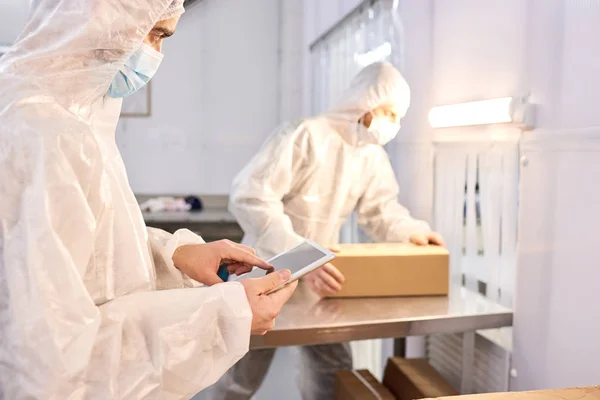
left=217, top=263, right=230, bottom=282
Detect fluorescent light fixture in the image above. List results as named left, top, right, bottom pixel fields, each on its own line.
left=354, top=42, right=392, bottom=67
left=428, top=96, right=535, bottom=130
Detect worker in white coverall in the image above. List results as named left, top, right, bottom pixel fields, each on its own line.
left=0, top=0, right=298, bottom=398
left=203, top=62, right=445, bottom=400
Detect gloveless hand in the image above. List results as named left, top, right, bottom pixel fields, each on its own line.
left=241, top=269, right=298, bottom=335
left=409, top=232, right=446, bottom=247
left=304, top=263, right=345, bottom=298
left=172, top=239, right=274, bottom=286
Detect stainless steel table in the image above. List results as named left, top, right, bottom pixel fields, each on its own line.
left=142, top=210, right=237, bottom=224
left=251, top=284, right=513, bottom=394
left=142, top=210, right=243, bottom=242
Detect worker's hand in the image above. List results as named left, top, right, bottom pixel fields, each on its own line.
left=304, top=263, right=345, bottom=298
left=172, top=240, right=274, bottom=286
left=242, top=270, right=298, bottom=335
left=410, top=232, right=446, bottom=247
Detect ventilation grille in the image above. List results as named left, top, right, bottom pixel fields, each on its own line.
left=433, top=139, right=519, bottom=309
left=427, top=332, right=511, bottom=393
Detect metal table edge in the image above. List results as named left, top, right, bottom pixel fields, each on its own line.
left=250, top=309, right=513, bottom=349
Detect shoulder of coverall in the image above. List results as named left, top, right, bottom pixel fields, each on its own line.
left=0, top=92, right=108, bottom=188
left=0, top=0, right=174, bottom=108
left=364, top=141, right=393, bottom=167
left=273, top=116, right=344, bottom=162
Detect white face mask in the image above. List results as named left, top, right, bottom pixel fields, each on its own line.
left=359, top=117, right=401, bottom=145
left=107, top=43, right=164, bottom=98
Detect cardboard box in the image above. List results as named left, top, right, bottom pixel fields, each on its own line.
left=328, top=243, right=449, bottom=298
left=383, top=358, right=458, bottom=400
left=421, top=387, right=600, bottom=400
left=335, top=370, right=396, bottom=400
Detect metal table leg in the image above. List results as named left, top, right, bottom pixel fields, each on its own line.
left=460, top=331, right=475, bottom=394
left=393, top=337, right=407, bottom=357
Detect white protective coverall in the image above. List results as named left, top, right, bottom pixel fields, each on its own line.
left=0, top=1, right=252, bottom=399
left=204, top=62, right=432, bottom=399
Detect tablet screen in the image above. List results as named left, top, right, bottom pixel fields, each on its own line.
left=269, top=241, right=327, bottom=273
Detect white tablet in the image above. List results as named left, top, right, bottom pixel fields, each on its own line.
left=264, top=239, right=336, bottom=295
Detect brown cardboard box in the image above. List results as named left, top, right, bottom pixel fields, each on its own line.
left=383, top=358, right=458, bottom=400
left=422, top=386, right=600, bottom=400
left=328, top=243, right=449, bottom=297
left=335, top=370, right=396, bottom=400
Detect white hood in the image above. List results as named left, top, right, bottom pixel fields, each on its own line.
left=321, top=61, right=411, bottom=145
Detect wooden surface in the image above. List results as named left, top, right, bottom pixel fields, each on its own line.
left=422, top=387, right=600, bottom=400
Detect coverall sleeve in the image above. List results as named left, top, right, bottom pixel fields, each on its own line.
left=229, top=126, right=311, bottom=259
left=147, top=227, right=206, bottom=289
left=356, top=149, right=431, bottom=242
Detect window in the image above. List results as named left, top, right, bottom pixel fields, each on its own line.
left=310, top=0, right=404, bottom=113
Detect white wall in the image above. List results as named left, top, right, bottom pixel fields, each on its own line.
left=117, top=0, right=281, bottom=195
left=515, top=131, right=600, bottom=390
left=511, top=0, right=600, bottom=390
left=0, top=0, right=29, bottom=48
left=280, top=0, right=306, bottom=122
left=431, top=0, right=528, bottom=106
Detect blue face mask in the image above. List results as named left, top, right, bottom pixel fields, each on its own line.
left=107, top=43, right=164, bottom=98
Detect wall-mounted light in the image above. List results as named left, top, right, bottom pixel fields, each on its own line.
left=354, top=42, right=392, bottom=67
left=428, top=96, right=535, bottom=130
